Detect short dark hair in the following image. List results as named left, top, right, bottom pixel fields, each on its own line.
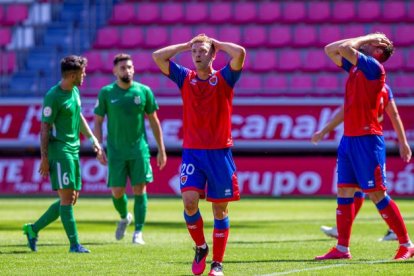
left=378, top=44, right=394, bottom=63
left=113, top=53, right=132, bottom=66
left=61, top=55, right=87, bottom=76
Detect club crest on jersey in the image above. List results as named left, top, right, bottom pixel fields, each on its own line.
left=180, top=175, right=188, bottom=185
left=43, top=106, right=52, bottom=117
left=134, top=96, right=141, bottom=105
left=209, top=75, right=218, bottom=86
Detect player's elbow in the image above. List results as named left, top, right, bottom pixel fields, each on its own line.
left=337, top=44, right=352, bottom=56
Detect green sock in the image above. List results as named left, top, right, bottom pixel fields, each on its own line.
left=32, top=200, right=60, bottom=233
left=60, top=205, right=79, bottom=246
left=112, top=194, right=128, bottom=219
left=134, top=194, right=147, bottom=231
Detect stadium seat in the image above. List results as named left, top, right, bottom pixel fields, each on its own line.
left=119, top=27, right=144, bottom=49
left=293, top=25, right=317, bottom=47
left=393, top=74, right=414, bottom=95
left=315, top=74, right=340, bottom=94
left=290, top=74, right=314, bottom=93
left=233, top=2, right=257, bottom=24
left=267, top=25, right=291, bottom=47
left=250, top=50, right=276, bottom=73
left=357, top=1, right=380, bottom=22
left=282, top=2, right=306, bottom=23
left=405, top=49, right=414, bottom=71
left=217, top=26, right=241, bottom=45
left=83, top=75, right=113, bottom=95
left=302, top=49, right=329, bottom=72
left=100, top=50, right=119, bottom=73
left=132, top=51, right=158, bottom=73
left=257, top=1, right=281, bottom=23
left=109, top=3, right=135, bottom=25
left=236, top=73, right=262, bottom=94
left=0, top=51, right=16, bottom=74
left=139, top=74, right=161, bottom=91
left=307, top=1, right=331, bottom=23
left=318, top=25, right=342, bottom=46
left=277, top=50, right=301, bottom=72
left=262, top=74, right=288, bottom=94
left=369, top=24, right=393, bottom=41
left=386, top=50, right=404, bottom=72
left=408, top=2, right=414, bottom=22
left=160, top=3, right=184, bottom=24
left=135, top=3, right=160, bottom=24
left=194, top=25, right=217, bottom=38
left=83, top=51, right=104, bottom=74
left=169, top=26, right=193, bottom=45
left=0, top=6, right=4, bottom=24
left=4, top=4, right=28, bottom=26
left=243, top=25, right=266, bottom=48
left=342, top=24, right=365, bottom=38
left=0, top=28, right=11, bottom=46
left=382, top=1, right=406, bottom=22
left=94, top=27, right=120, bottom=49
left=392, top=25, right=414, bottom=46
left=144, top=26, right=168, bottom=48
left=332, top=2, right=356, bottom=23
left=213, top=51, right=229, bottom=70
left=208, top=3, right=232, bottom=24
left=184, top=2, right=208, bottom=23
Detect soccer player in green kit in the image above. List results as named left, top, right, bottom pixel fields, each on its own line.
left=94, top=53, right=167, bottom=244
left=23, top=55, right=103, bottom=253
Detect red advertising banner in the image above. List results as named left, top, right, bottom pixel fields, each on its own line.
left=0, top=156, right=412, bottom=197
left=1, top=99, right=413, bottom=150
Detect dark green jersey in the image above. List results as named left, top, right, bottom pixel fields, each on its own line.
left=94, top=81, right=159, bottom=160
left=41, top=83, right=81, bottom=160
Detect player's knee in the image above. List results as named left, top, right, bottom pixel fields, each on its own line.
left=367, top=190, right=387, bottom=204
left=183, top=199, right=198, bottom=214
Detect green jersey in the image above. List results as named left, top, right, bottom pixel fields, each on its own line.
left=94, top=81, right=159, bottom=160
left=41, top=83, right=81, bottom=160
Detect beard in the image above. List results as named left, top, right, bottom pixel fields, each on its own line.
left=120, top=75, right=132, bottom=83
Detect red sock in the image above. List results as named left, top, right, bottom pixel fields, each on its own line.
left=377, top=196, right=409, bottom=244
left=354, top=192, right=365, bottom=216
left=184, top=210, right=205, bottom=246
left=336, top=198, right=355, bottom=248
left=213, top=217, right=230, bottom=263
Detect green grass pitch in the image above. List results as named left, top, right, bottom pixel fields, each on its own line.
left=0, top=198, right=413, bottom=275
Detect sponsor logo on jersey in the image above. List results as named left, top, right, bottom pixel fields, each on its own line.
left=43, top=106, right=52, bottom=117
left=180, top=175, right=188, bottom=185
left=134, top=96, right=141, bottom=105
left=209, top=75, right=218, bottom=86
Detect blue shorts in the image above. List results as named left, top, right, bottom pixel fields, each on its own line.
left=180, top=148, right=240, bottom=202
left=337, top=135, right=387, bottom=192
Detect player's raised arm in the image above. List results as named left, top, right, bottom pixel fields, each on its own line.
left=211, top=38, right=246, bottom=70
left=152, top=42, right=191, bottom=75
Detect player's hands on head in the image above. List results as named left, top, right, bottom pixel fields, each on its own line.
left=38, top=157, right=50, bottom=178
left=367, top=32, right=392, bottom=47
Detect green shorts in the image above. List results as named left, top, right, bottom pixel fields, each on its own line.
left=107, top=156, right=153, bottom=187
left=49, top=159, right=81, bottom=191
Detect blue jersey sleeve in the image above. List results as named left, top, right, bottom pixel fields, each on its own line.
left=220, top=63, right=242, bottom=88
left=168, top=61, right=190, bottom=89
left=356, top=52, right=383, bottom=80
left=385, top=84, right=394, bottom=100
left=341, top=57, right=353, bottom=72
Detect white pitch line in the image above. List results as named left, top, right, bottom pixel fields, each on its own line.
left=259, top=259, right=389, bottom=276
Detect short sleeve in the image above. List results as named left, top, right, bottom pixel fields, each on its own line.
left=168, top=61, right=190, bottom=89
left=220, top=63, right=242, bottom=88
left=144, top=86, right=159, bottom=114
left=94, top=88, right=107, bottom=117
left=356, top=52, right=383, bottom=80
left=341, top=57, right=353, bottom=72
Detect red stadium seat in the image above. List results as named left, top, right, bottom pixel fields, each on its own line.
left=357, top=1, right=381, bottom=22
left=293, top=25, right=317, bottom=47
left=83, top=75, right=113, bottom=95
left=236, top=74, right=262, bottom=94
left=318, top=25, right=342, bottom=46
left=392, top=25, right=414, bottom=46
left=213, top=52, right=228, bottom=70
left=277, top=50, right=301, bottom=72
left=369, top=24, right=393, bottom=42
left=408, top=2, right=414, bottom=22
left=302, top=49, right=329, bottom=72
left=132, top=51, right=158, bottom=73
left=243, top=25, right=266, bottom=48
left=267, top=25, right=291, bottom=47
left=135, top=3, right=160, bottom=24
left=307, top=1, right=331, bottom=23
left=109, top=3, right=135, bottom=25
left=342, top=24, right=365, bottom=38
left=257, top=2, right=281, bottom=23
left=383, top=1, right=406, bottom=22
left=169, top=26, right=193, bottom=45
left=0, top=6, right=4, bottom=24
left=332, top=2, right=356, bottom=23
left=315, top=74, right=340, bottom=94
left=263, top=74, right=288, bottom=93
left=233, top=2, right=257, bottom=24
left=386, top=50, right=404, bottom=72
left=194, top=25, right=217, bottom=38
left=250, top=50, right=277, bottom=73
left=217, top=26, right=241, bottom=45
left=4, top=4, right=28, bottom=25
left=83, top=51, right=104, bottom=74
left=184, top=3, right=208, bottom=23
left=94, top=27, right=120, bottom=49
left=290, top=74, right=314, bottom=93
left=99, top=50, right=119, bottom=73
left=405, top=49, right=414, bottom=71
left=119, top=27, right=144, bottom=49
left=0, top=51, right=16, bottom=74
left=282, top=2, right=306, bottom=23
left=144, top=26, right=168, bottom=48
left=139, top=74, right=161, bottom=91
left=393, top=74, right=414, bottom=95
left=0, top=28, right=12, bottom=46
left=208, top=3, right=232, bottom=24
left=160, top=3, right=184, bottom=24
